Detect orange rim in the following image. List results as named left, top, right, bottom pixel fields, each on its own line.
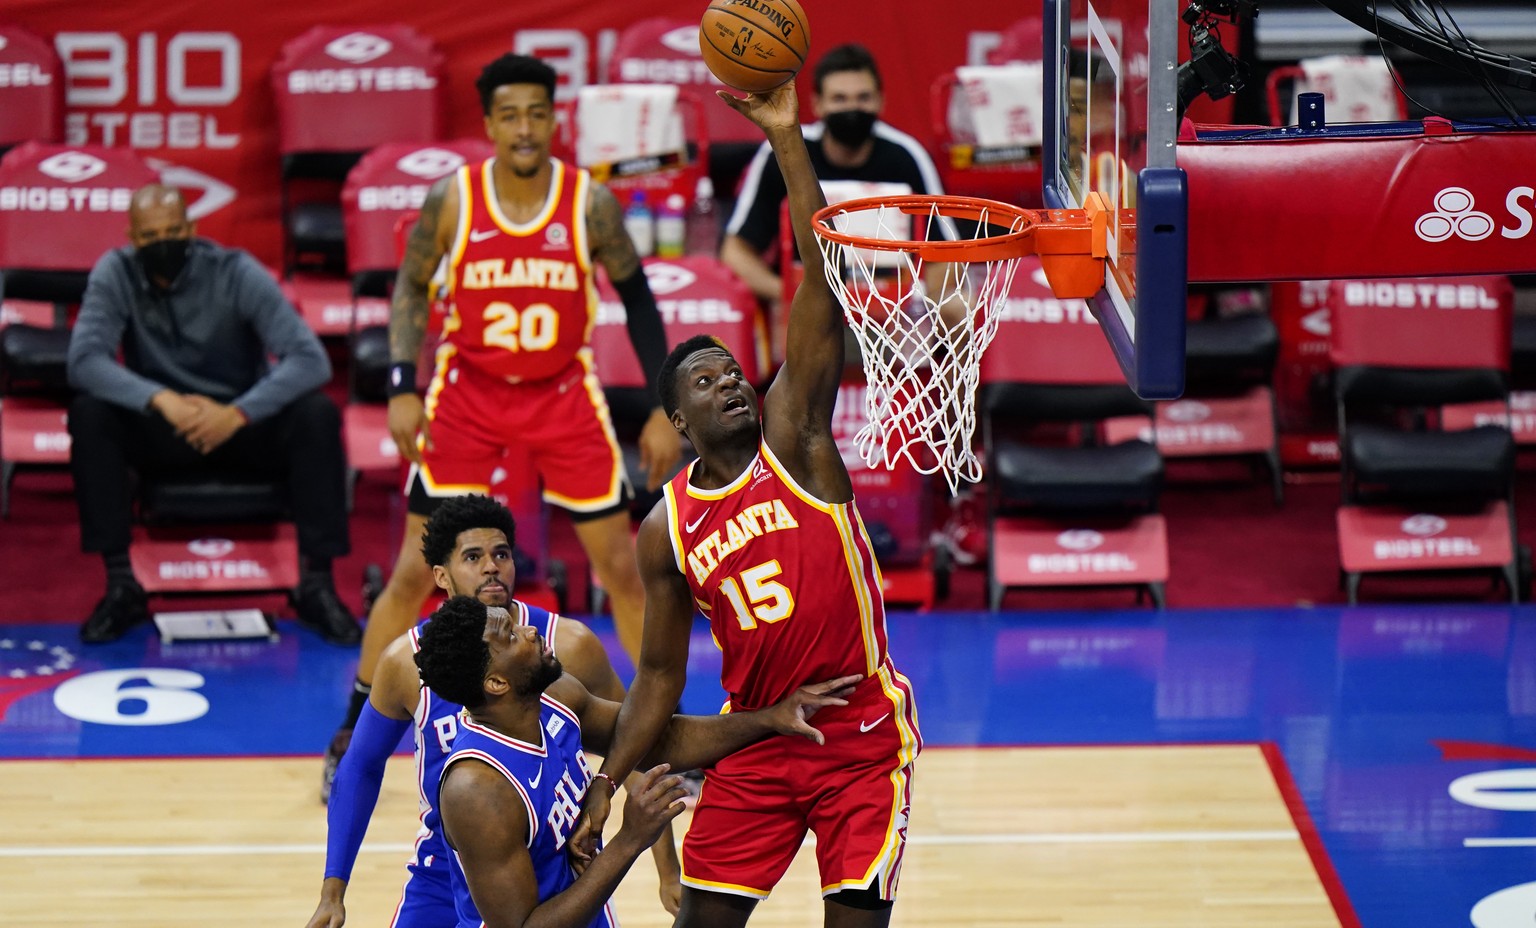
left=812, top=194, right=1041, bottom=263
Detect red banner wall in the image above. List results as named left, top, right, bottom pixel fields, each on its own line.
left=2, top=0, right=1024, bottom=266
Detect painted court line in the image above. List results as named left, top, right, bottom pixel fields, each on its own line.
left=1465, top=837, right=1536, bottom=848
left=0, top=829, right=1299, bottom=858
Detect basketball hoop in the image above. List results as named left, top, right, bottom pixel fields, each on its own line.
left=811, top=194, right=1063, bottom=491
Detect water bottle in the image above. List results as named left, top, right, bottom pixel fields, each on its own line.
left=624, top=191, right=655, bottom=258
left=656, top=193, right=687, bottom=258
left=686, top=175, right=718, bottom=257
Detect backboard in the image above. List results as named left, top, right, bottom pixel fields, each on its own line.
left=1043, top=0, right=1188, bottom=399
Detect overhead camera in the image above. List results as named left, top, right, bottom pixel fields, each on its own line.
left=1176, top=0, right=1254, bottom=117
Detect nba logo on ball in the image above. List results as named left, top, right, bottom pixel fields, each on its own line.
left=699, top=0, right=811, bottom=93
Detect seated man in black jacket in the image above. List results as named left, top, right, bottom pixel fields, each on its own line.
left=66, top=183, right=358, bottom=646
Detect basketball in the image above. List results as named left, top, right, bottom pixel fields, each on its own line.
left=699, top=0, right=810, bottom=94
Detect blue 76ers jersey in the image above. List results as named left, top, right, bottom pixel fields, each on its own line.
left=441, top=695, right=616, bottom=928
left=409, top=602, right=562, bottom=873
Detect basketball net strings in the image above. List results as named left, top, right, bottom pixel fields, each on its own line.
left=817, top=202, right=1025, bottom=493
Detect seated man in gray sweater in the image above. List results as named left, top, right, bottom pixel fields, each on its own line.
left=66, top=183, right=358, bottom=646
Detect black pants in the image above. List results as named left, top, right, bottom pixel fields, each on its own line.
left=68, top=391, right=350, bottom=560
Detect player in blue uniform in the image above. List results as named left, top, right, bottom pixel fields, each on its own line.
left=305, top=496, right=680, bottom=928
left=415, top=595, right=859, bottom=928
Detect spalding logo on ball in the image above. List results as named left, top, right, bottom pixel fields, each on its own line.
left=699, top=0, right=810, bottom=93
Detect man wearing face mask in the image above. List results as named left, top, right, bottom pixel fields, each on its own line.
left=719, top=43, right=944, bottom=306
left=65, top=184, right=358, bottom=646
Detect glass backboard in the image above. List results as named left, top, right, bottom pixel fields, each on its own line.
left=1043, top=0, right=1188, bottom=399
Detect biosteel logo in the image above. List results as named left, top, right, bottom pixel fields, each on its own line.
left=1415, top=186, right=1536, bottom=242
left=37, top=151, right=106, bottom=183
left=395, top=149, right=465, bottom=179
left=325, top=33, right=392, bottom=64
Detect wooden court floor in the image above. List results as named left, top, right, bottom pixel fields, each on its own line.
left=0, top=745, right=1341, bottom=927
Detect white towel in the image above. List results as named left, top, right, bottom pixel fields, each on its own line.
left=951, top=63, right=1045, bottom=149
left=575, top=84, right=684, bottom=166
left=1299, top=55, right=1402, bottom=122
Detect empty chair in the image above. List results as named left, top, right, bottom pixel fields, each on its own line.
left=0, top=24, right=63, bottom=155
left=271, top=25, right=445, bottom=275
left=981, top=258, right=1168, bottom=609
left=1160, top=290, right=1284, bottom=502
left=1330, top=274, right=1520, bottom=603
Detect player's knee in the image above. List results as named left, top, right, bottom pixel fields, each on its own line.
left=826, top=882, right=892, bottom=912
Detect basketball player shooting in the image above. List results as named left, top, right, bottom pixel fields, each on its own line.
left=570, top=80, right=923, bottom=928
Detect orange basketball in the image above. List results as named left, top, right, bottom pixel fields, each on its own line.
left=699, top=0, right=810, bottom=94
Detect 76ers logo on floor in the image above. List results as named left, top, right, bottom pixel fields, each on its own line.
left=0, top=637, right=80, bottom=722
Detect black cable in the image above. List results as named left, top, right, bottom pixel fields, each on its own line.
left=1313, top=0, right=1536, bottom=91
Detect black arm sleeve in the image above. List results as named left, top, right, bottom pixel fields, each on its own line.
left=613, top=267, right=669, bottom=409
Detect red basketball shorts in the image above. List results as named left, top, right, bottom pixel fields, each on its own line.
left=411, top=348, right=627, bottom=515
left=680, top=663, right=922, bottom=901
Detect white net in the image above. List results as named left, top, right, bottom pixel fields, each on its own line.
left=814, top=197, right=1029, bottom=493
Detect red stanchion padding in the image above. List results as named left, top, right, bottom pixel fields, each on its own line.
left=980, top=256, right=1123, bottom=386
left=1328, top=274, right=1512, bottom=370
left=0, top=143, right=159, bottom=271
left=0, top=24, right=64, bottom=148
left=271, top=25, right=444, bottom=153
left=341, top=139, right=493, bottom=276
left=590, top=255, right=764, bottom=388
left=1183, top=128, right=1536, bottom=282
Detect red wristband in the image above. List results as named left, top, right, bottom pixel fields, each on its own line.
left=591, top=772, right=619, bottom=796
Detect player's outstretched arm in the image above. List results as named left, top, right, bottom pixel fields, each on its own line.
left=306, top=638, right=418, bottom=928
left=719, top=81, right=852, bottom=499
left=555, top=669, right=861, bottom=771
left=569, top=506, right=693, bottom=864
left=386, top=174, right=458, bottom=463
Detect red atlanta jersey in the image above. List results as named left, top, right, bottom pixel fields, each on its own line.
left=442, top=157, right=598, bottom=384
left=662, top=442, right=891, bottom=711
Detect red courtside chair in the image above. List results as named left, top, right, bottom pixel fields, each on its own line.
left=0, top=23, right=63, bottom=156
left=980, top=257, right=1168, bottom=610
left=1329, top=274, right=1522, bottom=603
left=271, top=25, right=445, bottom=279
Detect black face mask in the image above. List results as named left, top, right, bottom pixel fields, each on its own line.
left=137, top=238, right=191, bottom=286
left=823, top=109, right=877, bottom=147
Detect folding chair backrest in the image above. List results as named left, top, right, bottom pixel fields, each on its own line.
left=0, top=142, right=159, bottom=273
left=272, top=25, right=444, bottom=154
left=1328, top=276, right=1512, bottom=372
left=985, top=17, right=1045, bottom=66
left=606, top=18, right=761, bottom=146
left=0, top=25, right=63, bottom=150
left=342, top=139, right=493, bottom=276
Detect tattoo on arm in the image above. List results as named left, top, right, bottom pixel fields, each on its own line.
left=587, top=184, right=641, bottom=282
left=389, top=177, right=450, bottom=363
